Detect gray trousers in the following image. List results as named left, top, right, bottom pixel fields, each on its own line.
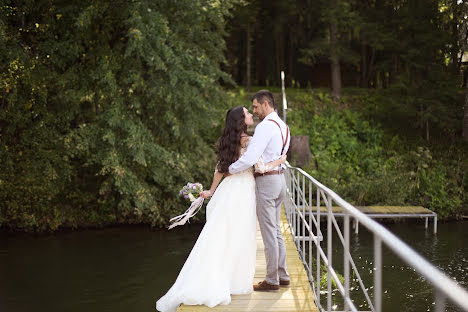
left=255, top=174, right=290, bottom=285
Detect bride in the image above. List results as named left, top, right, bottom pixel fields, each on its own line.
left=156, top=106, right=286, bottom=312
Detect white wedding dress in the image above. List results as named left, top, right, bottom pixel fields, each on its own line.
left=156, top=144, right=257, bottom=312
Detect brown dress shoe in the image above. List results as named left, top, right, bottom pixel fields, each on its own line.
left=253, top=280, right=280, bottom=292
left=279, top=279, right=290, bottom=286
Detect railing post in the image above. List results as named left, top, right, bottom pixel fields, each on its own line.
left=286, top=170, right=290, bottom=224
left=296, top=171, right=300, bottom=242
left=344, top=213, right=350, bottom=312
left=435, top=289, right=446, bottom=312
left=374, top=236, right=382, bottom=312
left=327, top=194, right=332, bottom=312
left=292, top=171, right=296, bottom=235
left=302, top=175, right=306, bottom=256
left=316, top=188, right=321, bottom=309
left=295, top=171, right=299, bottom=237
left=288, top=170, right=292, bottom=224
left=309, top=180, right=312, bottom=277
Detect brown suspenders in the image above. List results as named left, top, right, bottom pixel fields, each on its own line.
left=268, top=119, right=290, bottom=155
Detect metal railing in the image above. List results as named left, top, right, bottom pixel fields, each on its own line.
left=284, top=163, right=468, bottom=312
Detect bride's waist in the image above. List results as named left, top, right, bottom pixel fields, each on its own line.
left=231, top=168, right=254, bottom=176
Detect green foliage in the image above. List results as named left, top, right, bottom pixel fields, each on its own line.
left=2, top=0, right=467, bottom=232
left=285, top=90, right=468, bottom=218
left=0, top=0, right=234, bottom=231
left=288, top=91, right=384, bottom=203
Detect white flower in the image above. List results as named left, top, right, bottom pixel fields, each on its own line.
left=188, top=193, right=196, bottom=202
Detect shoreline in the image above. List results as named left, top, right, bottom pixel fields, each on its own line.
left=1, top=216, right=466, bottom=235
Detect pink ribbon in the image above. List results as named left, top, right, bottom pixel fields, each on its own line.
left=168, top=197, right=205, bottom=230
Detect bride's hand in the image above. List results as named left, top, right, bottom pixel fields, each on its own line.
left=200, top=190, right=213, bottom=199
left=279, top=153, right=287, bottom=164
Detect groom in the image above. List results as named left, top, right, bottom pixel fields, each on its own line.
left=229, top=90, right=291, bottom=291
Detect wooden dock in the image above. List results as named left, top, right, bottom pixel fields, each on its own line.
left=178, top=208, right=318, bottom=312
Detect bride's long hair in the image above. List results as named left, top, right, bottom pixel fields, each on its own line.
left=216, top=106, right=247, bottom=174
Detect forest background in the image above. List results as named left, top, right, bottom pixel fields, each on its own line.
left=1, top=0, right=468, bottom=232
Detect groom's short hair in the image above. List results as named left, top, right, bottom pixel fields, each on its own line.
left=252, top=90, right=274, bottom=108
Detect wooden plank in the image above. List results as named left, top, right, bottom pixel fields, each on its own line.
left=178, top=206, right=318, bottom=312
left=362, top=206, right=431, bottom=214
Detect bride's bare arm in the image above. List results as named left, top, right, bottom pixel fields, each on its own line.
left=200, top=171, right=224, bottom=199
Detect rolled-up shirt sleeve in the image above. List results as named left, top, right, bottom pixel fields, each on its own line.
left=229, top=123, right=272, bottom=174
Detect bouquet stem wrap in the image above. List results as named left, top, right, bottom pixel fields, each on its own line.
left=168, top=197, right=205, bottom=230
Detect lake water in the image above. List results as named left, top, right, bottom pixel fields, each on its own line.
left=0, top=221, right=466, bottom=312
left=319, top=220, right=468, bottom=312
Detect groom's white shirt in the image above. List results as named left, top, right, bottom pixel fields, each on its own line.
left=229, top=111, right=290, bottom=174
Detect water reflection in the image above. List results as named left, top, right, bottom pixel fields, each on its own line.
left=314, top=221, right=468, bottom=312
left=0, top=225, right=203, bottom=312
left=0, top=221, right=466, bottom=312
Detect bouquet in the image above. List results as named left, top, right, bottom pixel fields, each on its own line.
left=169, top=182, right=204, bottom=230
left=179, top=182, right=203, bottom=202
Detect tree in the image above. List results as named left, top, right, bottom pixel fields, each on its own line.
left=455, top=0, right=468, bottom=140
left=465, top=84, right=468, bottom=141
left=300, top=0, right=359, bottom=98
left=383, top=0, right=460, bottom=141
left=329, top=0, right=342, bottom=99
left=0, top=0, right=234, bottom=231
